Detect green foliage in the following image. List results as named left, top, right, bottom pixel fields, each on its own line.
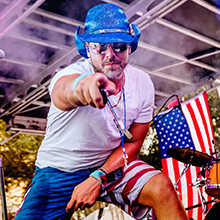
left=139, top=127, right=162, bottom=170
left=207, top=89, right=220, bottom=152
left=0, top=119, right=11, bottom=142
left=0, top=120, right=43, bottom=188
left=2, top=134, right=43, bottom=187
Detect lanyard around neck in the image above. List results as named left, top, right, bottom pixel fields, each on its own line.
left=106, top=87, right=133, bottom=168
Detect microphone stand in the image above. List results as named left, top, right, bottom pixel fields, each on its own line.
left=0, top=132, right=20, bottom=220
left=0, top=156, right=7, bottom=220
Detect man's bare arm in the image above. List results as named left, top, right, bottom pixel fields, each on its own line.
left=51, top=73, right=116, bottom=111
left=66, top=121, right=151, bottom=212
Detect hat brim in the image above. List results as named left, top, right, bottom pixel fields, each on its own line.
left=75, top=23, right=141, bottom=58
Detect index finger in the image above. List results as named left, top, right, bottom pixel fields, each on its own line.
left=66, top=199, right=76, bottom=213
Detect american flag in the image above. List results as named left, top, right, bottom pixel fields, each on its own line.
left=153, top=92, right=215, bottom=220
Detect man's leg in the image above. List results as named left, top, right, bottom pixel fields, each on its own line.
left=15, top=167, right=91, bottom=220
left=137, top=172, right=189, bottom=220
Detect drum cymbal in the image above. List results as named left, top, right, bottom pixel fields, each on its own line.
left=166, top=147, right=211, bottom=167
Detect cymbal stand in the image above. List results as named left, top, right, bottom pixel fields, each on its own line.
left=174, top=154, right=195, bottom=190
left=198, top=187, right=208, bottom=217
left=174, top=162, right=191, bottom=190
left=191, top=166, right=209, bottom=217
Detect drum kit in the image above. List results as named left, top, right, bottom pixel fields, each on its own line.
left=166, top=147, right=220, bottom=220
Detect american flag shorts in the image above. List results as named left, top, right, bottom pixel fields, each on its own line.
left=99, top=159, right=161, bottom=220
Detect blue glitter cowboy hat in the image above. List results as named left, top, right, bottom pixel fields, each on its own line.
left=75, top=3, right=141, bottom=59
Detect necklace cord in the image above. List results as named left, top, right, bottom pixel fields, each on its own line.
left=106, top=88, right=128, bottom=167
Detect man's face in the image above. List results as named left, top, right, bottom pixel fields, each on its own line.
left=86, top=42, right=131, bottom=79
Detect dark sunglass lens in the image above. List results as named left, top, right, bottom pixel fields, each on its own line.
left=113, top=43, right=128, bottom=52
left=99, top=44, right=108, bottom=54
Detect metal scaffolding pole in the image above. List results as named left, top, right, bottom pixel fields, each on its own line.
left=0, top=157, right=7, bottom=220
left=0, top=131, right=20, bottom=220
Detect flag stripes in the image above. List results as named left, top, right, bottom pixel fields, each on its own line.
left=154, top=92, right=215, bottom=220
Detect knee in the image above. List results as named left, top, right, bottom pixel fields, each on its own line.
left=138, top=172, right=179, bottom=208
left=149, top=173, right=176, bottom=201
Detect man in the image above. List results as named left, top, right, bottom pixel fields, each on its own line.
left=15, top=3, right=189, bottom=220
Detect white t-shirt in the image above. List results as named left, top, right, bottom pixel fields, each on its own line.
left=36, top=59, right=154, bottom=172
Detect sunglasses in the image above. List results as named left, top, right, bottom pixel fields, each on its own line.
left=89, top=42, right=129, bottom=55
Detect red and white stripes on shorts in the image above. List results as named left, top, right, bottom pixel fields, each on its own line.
left=99, top=159, right=161, bottom=220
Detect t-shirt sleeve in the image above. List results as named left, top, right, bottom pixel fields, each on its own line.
left=126, top=65, right=154, bottom=124
left=134, top=78, right=154, bottom=123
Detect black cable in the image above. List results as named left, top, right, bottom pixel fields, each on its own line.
left=153, top=94, right=178, bottom=119
left=151, top=94, right=180, bottom=127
